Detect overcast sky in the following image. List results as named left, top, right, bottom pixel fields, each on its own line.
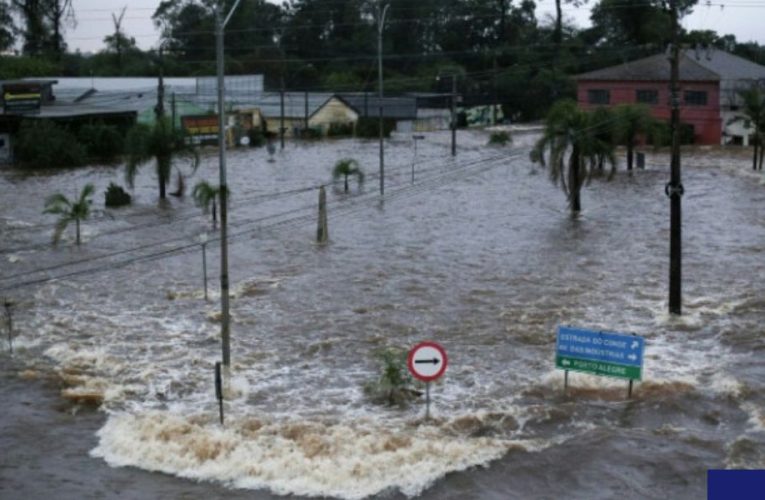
left=65, top=0, right=765, bottom=54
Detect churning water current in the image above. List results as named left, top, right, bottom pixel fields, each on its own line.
left=1, top=131, right=764, bottom=499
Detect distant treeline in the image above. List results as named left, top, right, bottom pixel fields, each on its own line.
left=3, top=0, right=765, bottom=120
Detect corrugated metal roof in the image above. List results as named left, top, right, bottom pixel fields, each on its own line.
left=689, top=49, right=765, bottom=81
left=336, top=94, right=418, bottom=119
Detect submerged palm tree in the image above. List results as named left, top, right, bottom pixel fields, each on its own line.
left=43, top=184, right=94, bottom=246
left=125, top=117, right=199, bottom=200
left=532, top=100, right=616, bottom=214
left=613, top=104, right=654, bottom=171
left=192, top=180, right=227, bottom=228
left=332, top=158, right=364, bottom=193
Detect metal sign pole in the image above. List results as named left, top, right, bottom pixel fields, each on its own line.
left=564, top=370, right=568, bottom=395
left=4, top=299, right=12, bottom=354
left=215, top=361, right=224, bottom=425
left=425, top=382, right=431, bottom=420
left=202, top=242, right=208, bottom=301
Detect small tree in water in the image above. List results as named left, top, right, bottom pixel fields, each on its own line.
left=124, top=118, right=199, bottom=200
left=192, top=180, right=227, bottom=228
left=613, top=104, right=654, bottom=171
left=43, top=184, right=94, bottom=246
left=332, top=158, right=364, bottom=193
left=532, top=100, right=616, bottom=214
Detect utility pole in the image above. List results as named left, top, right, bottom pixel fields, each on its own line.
left=156, top=47, right=165, bottom=119
left=451, top=75, right=457, bottom=156
left=216, top=0, right=244, bottom=368
left=171, top=92, right=177, bottom=131
left=279, top=30, right=286, bottom=150
left=377, top=2, right=390, bottom=196
left=668, top=0, right=683, bottom=315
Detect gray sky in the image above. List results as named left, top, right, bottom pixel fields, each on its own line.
left=66, top=0, right=765, bottom=54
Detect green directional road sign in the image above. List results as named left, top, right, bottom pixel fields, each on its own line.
left=556, top=326, right=644, bottom=381
left=556, top=355, right=642, bottom=381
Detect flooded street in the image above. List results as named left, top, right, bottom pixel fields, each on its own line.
left=1, top=130, right=764, bottom=499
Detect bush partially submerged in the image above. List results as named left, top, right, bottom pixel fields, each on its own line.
left=488, top=131, right=512, bottom=146
left=363, top=347, right=421, bottom=407
left=104, top=183, right=131, bottom=207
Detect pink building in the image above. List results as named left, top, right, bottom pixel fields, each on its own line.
left=573, top=51, right=765, bottom=145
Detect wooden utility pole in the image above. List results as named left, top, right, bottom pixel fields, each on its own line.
left=156, top=47, right=165, bottom=119
left=317, top=186, right=328, bottom=244
left=668, top=0, right=683, bottom=315
left=4, top=299, right=12, bottom=354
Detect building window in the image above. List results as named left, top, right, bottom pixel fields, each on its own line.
left=587, top=89, right=610, bottom=105
left=636, top=89, right=658, bottom=104
left=684, top=90, right=708, bottom=106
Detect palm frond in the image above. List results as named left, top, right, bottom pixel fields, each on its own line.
left=51, top=217, right=70, bottom=246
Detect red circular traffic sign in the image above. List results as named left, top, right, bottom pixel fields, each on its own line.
left=407, top=341, right=448, bottom=382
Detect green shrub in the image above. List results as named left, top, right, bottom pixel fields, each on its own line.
left=247, top=128, right=266, bottom=147
left=15, top=120, right=86, bottom=168
left=78, top=121, right=124, bottom=162
left=327, top=122, right=354, bottom=137
left=488, top=131, right=512, bottom=146
left=298, top=127, right=323, bottom=140
left=104, top=183, right=131, bottom=208
left=355, top=117, right=395, bottom=138
left=363, top=347, right=419, bottom=407
left=649, top=121, right=696, bottom=147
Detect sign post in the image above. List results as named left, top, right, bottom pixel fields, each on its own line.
left=407, top=341, right=448, bottom=420
left=555, top=326, right=645, bottom=398
left=215, top=361, right=224, bottom=425
left=3, top=299, right=13, bottom=354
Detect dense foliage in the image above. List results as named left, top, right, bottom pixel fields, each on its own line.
left=3, top=0, right=765, bottom=121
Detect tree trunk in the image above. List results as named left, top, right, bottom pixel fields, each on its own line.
left=159, top=174, right=167, bottom=199
left=212, top=199, right=217, bottom=229
left=554, top=0, right=562, bottom=45
left=627, top=142, right=634, bottom=171
left=759, top=140, right=765, bottom=171
left=344, top=174, right=349, bottom=193
left=75, top=218, right=80, bottom=246
left=753, top=138, right=758, bottom=171
left=569, top=147, right=582, bottom=213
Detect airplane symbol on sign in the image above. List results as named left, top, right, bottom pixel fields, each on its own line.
left=631, top=341, right=640, bottom=350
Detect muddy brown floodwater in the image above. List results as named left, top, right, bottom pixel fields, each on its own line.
left=1, top=131, right=764, bottom=499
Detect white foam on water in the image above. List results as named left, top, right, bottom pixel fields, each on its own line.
left=92, top=411, right=514, bottom=499
left=741, top=403, right=765, bottom=434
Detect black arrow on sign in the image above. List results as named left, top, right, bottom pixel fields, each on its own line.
left=415, top=358, right=440, bottom=365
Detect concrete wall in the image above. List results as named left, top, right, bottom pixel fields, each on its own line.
left=577, top=79, right=722, bottom=145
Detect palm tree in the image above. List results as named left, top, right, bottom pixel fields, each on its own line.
left=192, top=180, right=227, bottom=228
left=124, top=117, right=199, bottom=200
left=332, top=158, right=364, bottom=193
left=532, top=100, right=616, bottom=214
left=735, top=86, right=765, bottom=171
left=43, top=184, right=94, bottom=246
left=613, top=103, right=654, bottom=171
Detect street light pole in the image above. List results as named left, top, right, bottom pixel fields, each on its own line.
left=377, top=2, right=390, bottom=196
left=216, top=0, right=244, bottom=368
left=668, top=0, right=683, bottom=315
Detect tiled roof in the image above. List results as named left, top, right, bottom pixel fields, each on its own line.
left=574, top=53, right=720, bottom=81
